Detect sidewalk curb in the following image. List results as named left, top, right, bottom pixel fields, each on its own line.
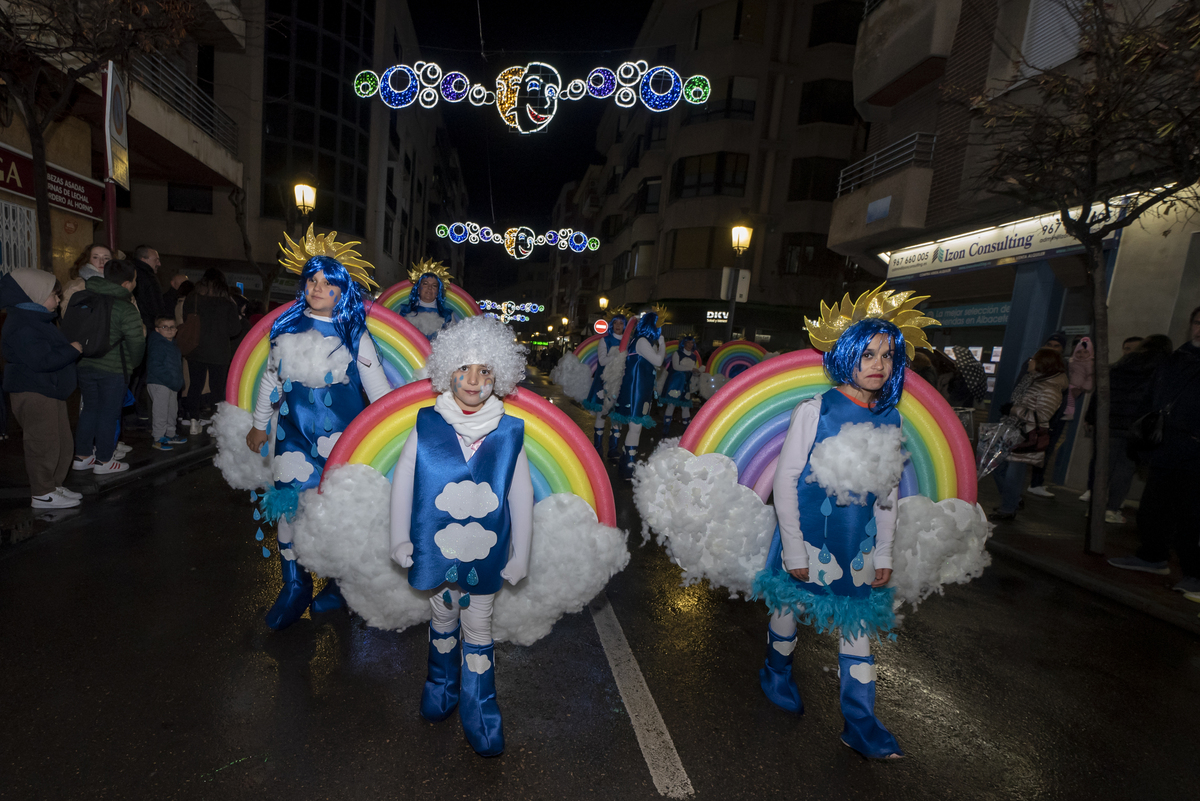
left=77, top=442, right=217, bottom=496
left=987, top=540, right=1200, bottom=637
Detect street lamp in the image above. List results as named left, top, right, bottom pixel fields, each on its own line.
left=293, top=172, right=317, bottom=216
left=547, top=324, right=554, bottom=332
left=561, top=316, right=569, bottom=326
left=598, top=296, right=609, bottom=311
left=726, top=223, right=753, bottom=341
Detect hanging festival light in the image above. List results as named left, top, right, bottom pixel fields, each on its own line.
left=479, top=299, right=545, bottom=324
left=436, top=222, right=600, bottom=260
left=355, top=60, right=711, bottom=135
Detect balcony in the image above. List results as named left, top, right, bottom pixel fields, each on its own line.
left=130, top=53, right=238, bottom=157
left=837, top=132, right=935, bottom=197
left=853, top=0, right=961, bottom=120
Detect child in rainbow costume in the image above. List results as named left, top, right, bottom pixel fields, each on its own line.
left=659, top=335, right=700, bottom=434
left=241, top=227, right=392, bottom=630
left=580, top=313, right=627, bottom=458
left=611, top=311, right=666, bottom=478
left=398, top=260, right=456, bottom=341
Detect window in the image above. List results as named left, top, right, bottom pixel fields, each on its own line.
left=167, top=183, right=214, bottom=214
left=646, top=115, right=668, bottom=146
left=671, top=152, right=749, bottom=199
left=0, top=199, right=36, bottom=273
left=787, top=157, right=847, bottom=202
left=684, top=76, right=757, bottom=124
left=601, top=214, right=624, bottom=238
left=809, top=1, right=863, bottom=47
left=1020, top=0, right=1081, bottom=77
left=635, top=178, right=662, bottom=215
left=694, top=0, right=766, bottom=47
left=664, top=227, right=740, bottom=271
left=797, top=79, right=856, bottom=125
left=781, top=232, right=841, bottom=275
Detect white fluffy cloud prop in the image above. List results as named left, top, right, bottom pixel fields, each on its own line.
left=633, top=441, right=776, bottom=598
left=211, top=403, right=272, bottom=491
left=550, top=353, right=594, bottom=402
left=889, top=495, right=992, bottom=610
left=291, top=464, right=630, bottom=646
left=599, top=349, right=626, bottom=414
left=274, top=329, right=352, bottom=387
left=806, top=422, right=906, bottom=507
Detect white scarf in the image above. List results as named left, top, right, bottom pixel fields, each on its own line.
left=433, top=391, right=505, bottom=445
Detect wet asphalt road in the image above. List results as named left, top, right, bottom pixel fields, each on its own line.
left=3, top=373, right=1200, bottom=800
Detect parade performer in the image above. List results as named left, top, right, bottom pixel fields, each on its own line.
left=580, top=314, right=627, bottom=458
left=398, top=259, right=455, bottom=341
left=611, top=312, right=665, bottom=478
left=244, top=227, right=391, bottom=630
left=659, top=336, right=700, bottom=434
left=389, top=315, right=532, bottom=757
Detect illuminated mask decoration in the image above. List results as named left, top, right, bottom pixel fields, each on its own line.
left=356, top=60, right=711, bottom=135
left=436, top=222, right=600, bottom=260
left=479, top=300, right=544, bottom=324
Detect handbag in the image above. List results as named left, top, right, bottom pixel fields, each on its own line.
left=176, top=296, right=201, bottom=356
left=1011, top=408, right=1051, bottom=454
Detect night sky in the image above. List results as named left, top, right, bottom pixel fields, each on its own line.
left=406, top=0, right=654, bottom=290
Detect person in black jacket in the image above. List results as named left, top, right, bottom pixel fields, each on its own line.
left=180, top=268, right=247, bottom=433
left=0, top=269, right=83, bottom=509
left=1109, top=306, right=1200, bottom=592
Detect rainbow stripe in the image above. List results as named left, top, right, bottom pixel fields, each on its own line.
left=573, top=334, right=604, bottom=373
left=663, top=340, right=703, bottom=370
left=324, top=381, right=617, bottom=527
left=225, top=301, right=433, bottom=412
left=707, top=340, right=767, bottom=377
left=377, top=280, right=480, bottom=322
left=680, top=350, right=977, bottom=505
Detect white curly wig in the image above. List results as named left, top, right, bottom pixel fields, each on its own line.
left=425, top=315, right=528, bottom=397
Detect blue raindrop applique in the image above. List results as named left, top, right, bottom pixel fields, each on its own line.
left=255, top=528, right=265, bottom=541
left=310, top=443, right=320, bottom=458
left=459, top=594, right=471, bottom=608
left=323, top=417, right=333, bottom=432
left=852, top=552, right=865, bottom=571
left=820, top=497, right=833, bottom=517
left=324, top=371, right=334, bottom=385
left=445, top=565, right=459, bottom=584
left=818, top=543, right=832, bottom=564
left=322, top=392, right=333, bottom=407
left=865, top=518, right=877, bottom=537
left=270, top=387, right=280, bottom=404
left=466, top=567, right=479, bottom=586
left=283, top=379, right=293, bottom=392
left=276, top=427, right=286, bottom=440
left=253, top=508, right=261, bottom=521
left=280, top=400, right=290, bottom=416
left=308, top=388, right=315, bottom=403
left=250, top=491, right=258, bottom=502
left=261, top=546, right=272, bottom=558
left=260, top=443, right=269, bottom=457
left=442, top=590, right=452, bottom=606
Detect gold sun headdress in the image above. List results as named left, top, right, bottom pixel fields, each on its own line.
left=278, top=224, right=378, bottom=290
left=408, top=257, right=454, bottom=286
left=804, top=283, right=939, bottom=359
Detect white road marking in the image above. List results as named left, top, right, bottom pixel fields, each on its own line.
left=590, top=593, right=694, bottom=798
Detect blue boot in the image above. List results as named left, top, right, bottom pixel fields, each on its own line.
left=265, top=546, right=313, bottom=630
left=593, top=429, right=604, bottom=455
left=759, top=626, right=804, bottom=714
left=662, top=416, right=673, bottom=434
left=460, top=641, right=504, bottom=756
left=310, top=578, right=347, bottom=614
left=420, top=623, right=462, bottom=722
left=618, top=445, right=638, bottom=479
left=838, top=653, right=903, bottom=758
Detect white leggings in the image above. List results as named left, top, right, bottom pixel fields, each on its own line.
left=769, top=609, right=871, bottom=657
left=663, top=406, right=692, bottom=420
left=624, top=423, right=643, bottom=448
left=594, top=414, right=621, bottom=432
left=277, top=517, right=297, bottom=561
left=430, top=585, right=495, bottom=645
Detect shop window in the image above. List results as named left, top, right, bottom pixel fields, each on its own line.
left=787, top=157, right=847, bottom=202
left=167, top=183, right=214, bottom=214
left=797, top=79, right=856, bottom=125
left=809, top=1, right=863, bottom=47
left=671, top=152, right=749, bottom=199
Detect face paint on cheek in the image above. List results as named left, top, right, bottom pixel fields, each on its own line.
left=478, top=382, right=493, bottom=401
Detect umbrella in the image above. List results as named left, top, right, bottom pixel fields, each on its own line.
left=976, top=416, right=1023, bottom=479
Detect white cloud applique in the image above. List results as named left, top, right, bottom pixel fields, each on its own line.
left=273, top=450, right=315, bottom=484
left=434, top=523, right=497, bottom=562
left=465, top=652, right=492, bottom=674
left=435, top=481, right=500, bottom=520
left=772, top=636, right=796, bottom=656
left=804, top=540, right=843, bottom=586
left=316, top=432, right=342, bottom=459
left=432, top=635, right=457, bottom=654
left=850, top=548, right=875, bottom=587
left=848, top=662, right=877, bottom=684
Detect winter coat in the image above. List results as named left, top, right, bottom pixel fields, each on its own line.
left=77, top=277, right=146, bottom=378
left=0, top=274, right=80, bottom=400
left=145, top=331, right=184, bottom=391
left=1008, top=371, right=1068, bottom=466
left=133, top=259, right=170, bottom=329
left=182, top=292, right=245, bottom=365
left=1136, top=343, right=1200, bottom=471
left=1086, top=349, right=1168, bottom=434
left=61, top=264, right=104, bottom=314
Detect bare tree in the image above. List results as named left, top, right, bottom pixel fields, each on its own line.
left=0, top=0, right=192, bottom=271
left=970, top=0, right=1200, bottom=551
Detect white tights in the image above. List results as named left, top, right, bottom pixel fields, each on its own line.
left=663, top=406, right=692, bottom=421
left=769, top=610, right=871, bottom=657
left=430, top=585, right=495, bottom=646
left=277, top=517, right=296, bottom=561
left=624, top=423, right=643, bottom=449
left=594, top=414, right=621, bottom=433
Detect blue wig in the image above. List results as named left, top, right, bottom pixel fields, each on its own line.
left=400, top=272, right=453, bottom=324
left=271, top=255, right=370, bottom=360
left=631, top=311, right=661, bottom=345
left=822, top=318, right=907, bottom=414
left=679, top=335, right=696, bottom=351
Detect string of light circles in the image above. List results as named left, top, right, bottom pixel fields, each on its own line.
left=479, top=299, right=545, bottom=324
left=436, top=222, right=600, bottom=260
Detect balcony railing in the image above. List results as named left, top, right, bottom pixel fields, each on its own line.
left=130, top=52, right=239, bottom=157
left=836, top=132, right=935, bottom=197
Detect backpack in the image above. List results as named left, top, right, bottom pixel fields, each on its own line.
left=62, top=289, right=117, bottom=357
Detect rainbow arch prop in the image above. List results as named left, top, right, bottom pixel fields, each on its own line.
left=226, top=301, right=433, bottom=412
left=324, top=381, right=617, bottom=527
left=680, top=350, right=977, bottom=505
left=707, top=340, right=767, bottom=378
left=573, top=333, right=605, bottom=374
left=377, top=279, right=480, bottom=322
left=663, top=340, right=703, bottom=369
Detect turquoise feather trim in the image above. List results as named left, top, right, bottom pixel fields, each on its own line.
left=260, top=485, right=300, bottom=524
left=751, top=569, right=897, bottom=643
left=609, top=412, right=656, bottom=427
left=580, top=399, right=604, bottom=412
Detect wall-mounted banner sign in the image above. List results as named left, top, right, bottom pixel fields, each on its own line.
left=0, top=143, right=104, bottom=220
left=923, top=301, right=1011, bottom=328
left=705, top=310, right=730, bottom=322
left=355, top=61, right=711, bottom=134
left=479, top=299, right=544, bottom=324
left=437, top=221, right=599, bottom=260
left=883, top=203, right=1123, bottom=280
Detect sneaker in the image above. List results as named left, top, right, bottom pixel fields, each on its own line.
left=114, top=443, right=132, bottom=458
left=1026, top=485, right=1055, bottom=498
left=1104, top=510, right=1126, bottom=524
left=1107, top=556, right=1170, bottom=575
left=31, top=492, right=80, bottom=509
left=1184, top=591, right=1200, bottom=604
left=71, top=455, right=96, bottom=471
left=1171, top=577, right=1200, bottom=594
left=92, top=459, right=130, bottom=475
left=1078, top=490, right=1091, bottom=503
left=189, top=419, right=202, bottom=436
left=166, top=436, right=188, bottom=445
left=153, top=437, right=174, bottom=451
left=54, top=486, right=83, bottom=500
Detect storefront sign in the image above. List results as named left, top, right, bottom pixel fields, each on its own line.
left=925, top=301, right=1011, bottom=328
left=884, top=204, right=1121, bottom=280
left=0, top=143, right=104, bottom=220
left=104, top=61, right=130, bottom=190
left=705, top=310, right=729, bottom=322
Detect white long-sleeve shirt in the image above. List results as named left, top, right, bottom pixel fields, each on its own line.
left=772, top=398, right=897, bottom=571
left=636, top=335, right=666, bottom=368
left=389, top=428, right=535, bottom=585
left=671, top=351, right=697, bottom=372
left=596, top=338, right=618, bottom=367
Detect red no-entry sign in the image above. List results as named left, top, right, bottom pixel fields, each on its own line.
left=593, top=319, right=609, bottom=335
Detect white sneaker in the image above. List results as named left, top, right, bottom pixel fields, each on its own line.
left=1104, top=510, right=1126, bottom=524
left=1026, top=486, right=1055, bottom=498
left=31, top=492, right=80, bottom=509
left=71, top=455, right=96, bottom=471
left=55, top=486, right=83, bottom=500
left=1079, top=490, right=1091, bottom=503
left=92, top=459, right=130, bottom=474
left=189, top=419, right=202, bottom=436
